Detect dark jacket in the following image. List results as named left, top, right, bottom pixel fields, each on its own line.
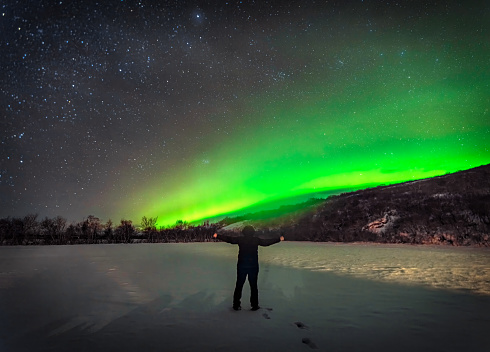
left=217, top=233, right=280, bottom=267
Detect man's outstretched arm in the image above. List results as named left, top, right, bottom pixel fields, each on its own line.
left=258, top=235, right=284, bottom=246
left=214, top=233, right=240, bottom=244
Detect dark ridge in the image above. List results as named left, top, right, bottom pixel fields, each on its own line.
left=254, top=164, right=490, bottom=246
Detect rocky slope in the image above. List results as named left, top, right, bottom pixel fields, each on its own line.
left=254, top=164, right=490, bottom=246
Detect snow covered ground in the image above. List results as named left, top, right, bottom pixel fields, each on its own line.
left=1, top=242, right=489, bottom=351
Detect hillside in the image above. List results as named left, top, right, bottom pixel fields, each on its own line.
left=227, top=165, right=490, bottom=246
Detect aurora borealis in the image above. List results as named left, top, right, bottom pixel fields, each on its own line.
left=1, top=1, right=489, bottom=227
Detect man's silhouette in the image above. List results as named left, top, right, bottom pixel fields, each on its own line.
left=214, top=226, right=283, bottom=311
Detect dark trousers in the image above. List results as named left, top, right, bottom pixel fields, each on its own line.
left=233, top=265, right=259, bottom=307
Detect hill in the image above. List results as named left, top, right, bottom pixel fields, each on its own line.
left=223, top=165, right=490, bottom=246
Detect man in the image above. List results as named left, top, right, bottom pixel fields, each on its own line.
left=214, top=226, right=283, bottom=311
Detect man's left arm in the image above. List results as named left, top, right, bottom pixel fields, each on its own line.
left=258, top=236, right=283, bottom=246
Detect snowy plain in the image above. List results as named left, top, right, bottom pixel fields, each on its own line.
left=1, top=242, right=489, bottom=351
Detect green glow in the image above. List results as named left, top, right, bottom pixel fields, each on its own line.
left=115, top=27, right=490, bottom=227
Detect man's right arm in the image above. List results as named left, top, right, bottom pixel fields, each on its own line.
left=216, top=233, right=240, bottom=244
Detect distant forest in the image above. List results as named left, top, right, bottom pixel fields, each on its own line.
left=0, top=215, right=222, bottom=245
left=1, top=164, right=489, bottom=246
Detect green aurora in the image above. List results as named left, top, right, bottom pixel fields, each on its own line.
left=114, top=6, right=489, bottom=227
left=128, top=79, right=488, bottom=227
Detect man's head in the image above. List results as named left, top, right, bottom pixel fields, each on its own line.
left=242, top=225, right=255, bottom=238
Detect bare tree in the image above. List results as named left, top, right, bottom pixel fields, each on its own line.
left=175, top=220, right=188, bottom=230
left=141, top=216, right=158, bottom=242
left=86, top=215, right=102, bottom=244
left=41, top=216, right=67, bottom=244
left=23, top=214, right=39, bottom=244
left=115, top=219, right=135, bottom=243
left=104, top=219, right=114, bottom=243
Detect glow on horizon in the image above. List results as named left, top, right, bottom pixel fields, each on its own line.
left=120, top=109, right=488, bottom=228
left=147, top=164, right=475, bottom=228
left=114, top=32, right=490, bottom=228
left=117, top=91, right=489, bottom=228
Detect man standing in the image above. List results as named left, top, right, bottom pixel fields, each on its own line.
left=214, top=226, right=283, bottom=311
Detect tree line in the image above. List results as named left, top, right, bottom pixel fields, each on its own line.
left=2, top=165, right=489, bottom=246
left=0, top=214, right=221, bottom=245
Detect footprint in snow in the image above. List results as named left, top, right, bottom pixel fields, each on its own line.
left=302, top=337, right=318, bottom=349
left=261, top=307, right=272, bottom=319
left=294, top=321, right=308, bottom=329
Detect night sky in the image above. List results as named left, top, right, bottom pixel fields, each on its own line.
left=1, top=0, right=489, bottom=226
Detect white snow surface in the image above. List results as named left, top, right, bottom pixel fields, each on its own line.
left=1, top=242, right=489, bottom=352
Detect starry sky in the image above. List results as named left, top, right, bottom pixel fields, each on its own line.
left=1, top=0, right=489, bottom=227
